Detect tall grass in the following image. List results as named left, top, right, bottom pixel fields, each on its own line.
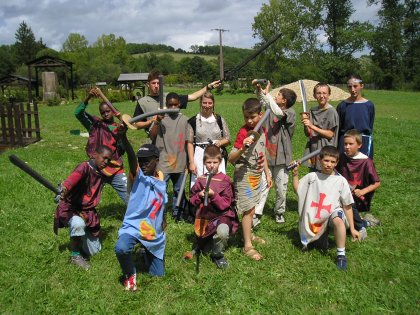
left=0, top=89, right=419, bottom=314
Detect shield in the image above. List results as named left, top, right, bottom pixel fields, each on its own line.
left=269, top=79, right=350, bottom=102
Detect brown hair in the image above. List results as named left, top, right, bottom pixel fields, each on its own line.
left=203, top=144, right=222, bottom=162
left=278, top=88, right=297, bottom=108
left=242, top=98, right=261, bottom=114
left=313, top=82, right=331, bottom=96
left=344, top=129, right=362, bottom=145
left=200, top=91, right=215, bottom=104
left=148, top=70, right=161, bottom=82
left=319, top=145, right=340, bottom=160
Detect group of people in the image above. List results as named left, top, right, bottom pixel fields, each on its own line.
left=52, top=70, right=381, bottom=292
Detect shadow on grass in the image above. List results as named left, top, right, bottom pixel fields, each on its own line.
left=99, top=202, right=126, bottom=221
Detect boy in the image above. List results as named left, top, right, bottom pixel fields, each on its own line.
left=75, top=87, right=127, bottom=204
left=291, top=145, right=361, bottom=270
left=301, top=82, right=339, bottom=171
left=228, top=98, right=272, bottom=261
left=54, top=145, right=113, bottom=270
left=337, top=74, right=375, bottom=158
left=149, top=92, right=188, bottom=221
left=254, top=80, right=296, bottom=224
left=336, top=129, right=381, bottom=230
left=186, top=145, right=239, bottom=269
left=115, top=125, right=167, bottom=292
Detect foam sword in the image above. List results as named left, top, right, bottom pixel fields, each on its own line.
left=94, top=86, right=178, bottom=130
left=9, top=154, right=60, bottom=198
left=286, top=148, right=322, bottom=171
left=245, top=109, right=271, bottom=148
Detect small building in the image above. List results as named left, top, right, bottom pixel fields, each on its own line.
left=117, top=73, right=149, bottom=100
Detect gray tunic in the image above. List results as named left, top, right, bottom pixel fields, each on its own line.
left=155, top=113, right=188, bottom=174
left=303, top=104, right=339, bottom=169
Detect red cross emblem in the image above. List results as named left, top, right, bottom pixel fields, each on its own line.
left=311, top=193, right=332, bottom=219
left=150, top=192, right=163, bottom=219
left=174, top=133, right=184, bottom=151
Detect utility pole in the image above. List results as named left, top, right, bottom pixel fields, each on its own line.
left=212, top=28, right=229, bottom=79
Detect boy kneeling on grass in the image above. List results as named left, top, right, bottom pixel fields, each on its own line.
left=291, top=145, right=362, bottom=270
left=336, top=129, right=381, bottom=232
left=114, top=125, right=167, bottom=292
left=184, top=145, right=239, bottom=269
left=54, top=145, right=113, bottom=271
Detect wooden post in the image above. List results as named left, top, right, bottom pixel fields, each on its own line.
left=12, top=102, right=23, bottom=146
left=0, top=102, right=7, bottom=144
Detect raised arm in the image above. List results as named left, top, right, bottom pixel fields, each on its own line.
left=74, top=88, right=97, bottom=131
left=117, top=124, right=137, bottom=178
left=187, top=80, right=222, bottom=102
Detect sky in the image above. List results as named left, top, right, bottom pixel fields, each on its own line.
left=0, top=0, right=380, bottom=52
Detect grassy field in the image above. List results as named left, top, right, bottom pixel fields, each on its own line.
left=0, top=89, right=419, bottom=314
left=133, top=52, right=218, bottom=62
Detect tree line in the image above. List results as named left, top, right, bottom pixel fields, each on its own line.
left=0, top=0, right=418, bottom=91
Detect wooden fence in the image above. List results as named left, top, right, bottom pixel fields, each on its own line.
left=0, top=100, right=41, bottom=149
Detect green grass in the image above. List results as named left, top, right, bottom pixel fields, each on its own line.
left=1, top=90, right=419, bottom=314
left=133, top=52, right=218, bottom=62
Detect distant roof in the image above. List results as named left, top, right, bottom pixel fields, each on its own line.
left=0, top=74, right=36, bottom=86
left=96, top=82, right=107, bottom=86
left=117, top=73, right=149, bottom=82
left=27, top=55, right=73, bottom=67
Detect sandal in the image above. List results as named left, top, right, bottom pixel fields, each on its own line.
left=251, top=234, right=267, bottom=245
left=243, top=247, right=263, bottom=261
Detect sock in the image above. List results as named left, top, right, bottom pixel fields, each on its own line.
left=71, top=251, right=81, bottom=256
left=337, top=247, right=345, bottom=256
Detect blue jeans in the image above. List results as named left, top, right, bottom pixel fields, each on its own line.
left=104, top=172, right=127, bottom=205
left=163, top=172, right=187, bottom=218
left=69, top=216, right=101, bottom=256
left=115, top=233, right=164, bottom=276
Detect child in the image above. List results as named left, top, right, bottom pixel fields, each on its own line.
left=186, top=145, right=239, bottom=269
left=228, top=98, right=272, bottom=261
left=74, top=87, right=127, bottom=204
left=255, top=80, right=296, bottom=224
left=336, top=129, right=381, bottom=231
left=149, top=92, right=188, bottom=221
left=53, top=145, right=113, bottom=270
left=114, top=125, right=167, bottom=292
left=336, top=74, right=375, bottom=158
left=301, top=82, right=339, bottom=171
left=291, top=145, right=361, bottom=270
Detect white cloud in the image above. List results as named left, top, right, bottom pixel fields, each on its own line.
left=0, top=0, right=379, bottom=52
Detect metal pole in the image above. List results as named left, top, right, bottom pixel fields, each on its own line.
left=212, top=29, right=229, bottom=80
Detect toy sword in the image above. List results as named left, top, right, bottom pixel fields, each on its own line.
left=245, top=109, right=271, bottom=148
left=158, top=74, right=164, bottom=109
left=286, top=148, right=322, bottom=171
left=9, top=155, right=61, bottom=202
left=175, top=168, right=189, bottom=208
left=203, top=171, right=214, bottom=206
left=298, top=79, right=308, bottom=114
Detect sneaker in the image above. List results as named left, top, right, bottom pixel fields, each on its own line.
left=364, top=213, right=381, bottom=227
left=359, top=227, right=368, bottom=241
left=275, top=214, right=285, bottom=224
left=212, top=256, right=229, bottom=269
left=123, top=274, right=137, bottom=292
left=69, top=255, right=90, bottom=270
left=252, top=215, right=261, bottom=228
left=336, top=255, right=347, bottom=271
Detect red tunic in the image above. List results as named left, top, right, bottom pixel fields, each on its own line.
left=53, top=160, right=105, bottom=235
left=336, top=153, right=380, bottom=212
left=86, top=116, right=124, bottom=176
left=190, top=172, right=239, bottom=239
